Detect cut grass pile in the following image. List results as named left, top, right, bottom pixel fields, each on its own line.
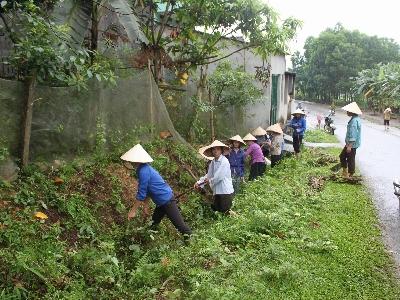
left=0, top=144, right=399, bottom=299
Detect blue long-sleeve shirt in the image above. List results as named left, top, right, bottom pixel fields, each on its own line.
left=290, top=117, right=306, bottom=136
left=345, top=116, right=361, bottom=148
left=136, top=163, right=173, bottom=206
left=226, top=149, right=245, bottom=177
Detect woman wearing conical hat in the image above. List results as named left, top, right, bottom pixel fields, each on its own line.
left=340, top=102, right=362, bottom=178
left=195, top=140, right=234, bottom=213
left=290, top=108, right=307, bottom=156
left=252, top=126, right=270, bottom=157
left=225, top=135, right=246, bottom=193
left=243, top=133, right=266, bottom=180
left=266, top=124, right=284, bottom=168
left=383, top=107, right=392, bottom=131
left=121, top=144, right=191, bottom=237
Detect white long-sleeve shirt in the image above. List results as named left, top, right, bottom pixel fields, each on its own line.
left=198, top=155, right=234, bottom=195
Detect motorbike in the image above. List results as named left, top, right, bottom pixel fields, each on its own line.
left=324, top=112, right=336, bottom=135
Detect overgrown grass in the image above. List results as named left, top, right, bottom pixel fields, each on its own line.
left=305, top=129, right=339, bottom=143
left=1, top=145, right=399, bottom=299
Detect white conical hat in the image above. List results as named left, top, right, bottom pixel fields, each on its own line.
left=384, top=107, right=392, bottom=112
left=198, top=146, right=214, bottom=161
left=252, top=126, right=267, bottom=136
left=242, top=133, right=257, bottom=141
left=291, top=108, right=306, bottom=115
left=266, top=123, right=283, bottom=134
left=342, top=102, right=362, bottom=115
left=120, top=144, right=153, bottom=163
left=202, top=140, right=230, bottom=157
left=229, top=135, right=246, bottom=146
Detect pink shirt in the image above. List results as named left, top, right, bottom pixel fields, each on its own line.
left=244, top=143, right=265, bottom=164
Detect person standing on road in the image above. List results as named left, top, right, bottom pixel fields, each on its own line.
left=290, top=108, right=307, bottom=157
left=383, top=108, right=392, bottom=131
left=122, top=144, right=192, bottom=238
left=340, top=102, right=362, bottom=178
left=316, top=113, right=323, bottom=129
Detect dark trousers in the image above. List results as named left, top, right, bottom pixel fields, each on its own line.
left=271, top=155, right=281, bottom=168
left=293, top=134, right=303, bottom=153
left=262, top=147, right=270, bottom=157
left=249, top=162, right=266, bottom=181
left=211, top=194, right=233, bottom=213
left=339, top=147, right=357, bottom=175
left=152, top=199, right=191, bottom=235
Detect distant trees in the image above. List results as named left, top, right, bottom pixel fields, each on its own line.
left=292, top=24, right=400, bottom=103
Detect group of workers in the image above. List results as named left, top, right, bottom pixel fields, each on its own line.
left=120, top=102, right=362, bottom=240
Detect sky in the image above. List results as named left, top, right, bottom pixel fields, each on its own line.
left=266, top=0, right=400, bottom=55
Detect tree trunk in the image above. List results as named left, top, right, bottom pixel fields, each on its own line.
left=209, top=89, right=215, bottom=140
left=189, top=66, right=207, bottom=142
left=21, top=73, right=37, bottom=167
left=90, top=3, right=99, bottom=63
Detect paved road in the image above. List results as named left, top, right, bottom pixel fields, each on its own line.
left=299, top=101, right=400, bottom=273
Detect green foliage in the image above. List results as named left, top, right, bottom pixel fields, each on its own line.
left=137, top=0, right=301, bottom=73
left=353, top=62, right=400, bottom=111
left=2, top=0, right=118, bottom=88
left=208, top=61, right=263, bottom=109
left=293, top=23, right=400, bottom=103
left=304, top=129, right=339, bottom=143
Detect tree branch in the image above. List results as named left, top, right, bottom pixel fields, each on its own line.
left=196, top=43, right=257, bottom=66
left=155, top=0, right=173, bottom=46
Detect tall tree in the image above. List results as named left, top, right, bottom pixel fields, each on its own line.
left=292, top=24, right=400, bottom=103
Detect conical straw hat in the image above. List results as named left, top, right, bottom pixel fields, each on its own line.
left=384, top=107, right=391, bottom=113
left=229, top=135, right=246, bottom=146
left=342, top=102, right=362, bottom=115
left=202, top=140, right=230, bottom=157
left=291, top=108, right=306, bottom=115
left=198, top=146, right=214, bottom=161
left=252, top=126, right=267, bottom=136
left=266, top=123, right=283, bottom=134
left=242, top=133, right=257, bottom=141
left=120, top=144, right=153, bottom=163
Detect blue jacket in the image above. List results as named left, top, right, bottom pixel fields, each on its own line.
left=290, top=117, right=306, bottom=136
left=226, top=149, right=245, bottom=177
left=136, top=164, right=173, bottom=206
left=345, top=116, right=361, bottom=148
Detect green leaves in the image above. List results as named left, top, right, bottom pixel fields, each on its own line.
left=208, top=61, right=262, bottom=108
left=293, top=24, right=400, bottom=102
left=140, top=0, right=300, bottom=69
left=4, top=1, right=118, bottom=90
left=353, top=62, right=400, bottom=110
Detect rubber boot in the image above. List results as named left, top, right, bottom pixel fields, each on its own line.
left=342, top=168, right=349, bottom=178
